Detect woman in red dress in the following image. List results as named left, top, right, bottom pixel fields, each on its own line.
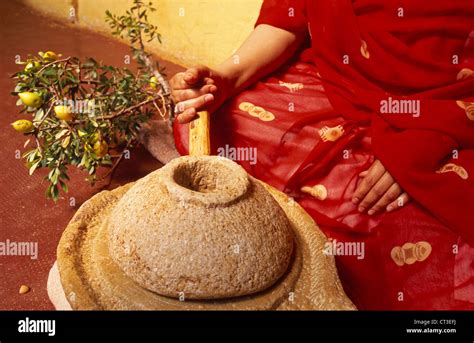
left=170, top=0, right=474, bottom=309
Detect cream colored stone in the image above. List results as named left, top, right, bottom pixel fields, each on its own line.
left=108, top=156, right=294, bottom=299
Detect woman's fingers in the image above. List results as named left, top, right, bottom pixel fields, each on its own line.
left=386, top=192, right=411, bottom=212
left=367, top=183, right=402, bottom=215
left=203, top=77, right=215, bottom=85
left=352, top=160, right=385, bottom=205
left=177, top=93, right=215, bottom=112
left=169, top=65, right=219, bottom=123
left=357, top=172, right=394, bottom=212
left=353, top=159, right=410, bottom=215
left=172, top=84, right=217, bottom=102
left=177, top=107, right=197, bottom=124
left=169, top=72, right=187, bottom=90
left=176, top=93, right=215, bottom=123
left=170, top=67, right=213, bottom=91
left=183, top=66, right=212, bottom=86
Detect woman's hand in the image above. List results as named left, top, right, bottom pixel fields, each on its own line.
left=352, top=159, right=410, bottom=215
left=170, top=66, right=232, bottom=123
left=170, top=24, right=304, bottom=124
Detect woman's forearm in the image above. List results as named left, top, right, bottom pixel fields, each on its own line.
left=169, top=24, right=304, bottom=122
left=215, top=24, right=304, bottom=96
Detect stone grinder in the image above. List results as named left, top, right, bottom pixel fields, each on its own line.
left=47, top=111, right=355, bottom=310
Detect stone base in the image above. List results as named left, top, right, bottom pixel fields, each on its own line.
left=47, top=261, right=71, bottom=310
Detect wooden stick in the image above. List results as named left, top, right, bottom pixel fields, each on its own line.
left=189, top=111, right=211, bottom=156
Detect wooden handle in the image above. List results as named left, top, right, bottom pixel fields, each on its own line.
left=189, top=111, right=211, bottom=156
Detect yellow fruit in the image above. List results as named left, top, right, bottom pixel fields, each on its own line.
left=54, top=105, right=73, bottom=121
left=11, top=120, right=34, bottom=133
left=149, top=76, right=159, bottom=89
left=91, top=132, right=100, bottom=143
left=93, top=140, right=108, bottom=157
left=24, top=61, right=41, bottom=72
left=18, top=92, right=42, bottom=108
left=42, top=51, right=58, bottom=62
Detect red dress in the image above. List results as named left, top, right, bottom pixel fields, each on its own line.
left=174, top=0, right=474, bottom=309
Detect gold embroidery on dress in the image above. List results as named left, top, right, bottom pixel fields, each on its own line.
left=457, top=68, right=474, bottom=81
left=436, top=163, right=469, bottom=180
left=456, top=100, right=474, bottom=121
left=279, top=80, right=304, bottom=93
left=259, top=111, right=275, bottom=122
left=238, top=102, right=275, bottom=122
left=301, top=184, right=328, bottom=200
left=248, top=105, right=266, bottom=118
left=391, top=241, right=432, bottom=267
left=360, top=39, right=370, bottom=59
left=238, top=102, right=254, bottom=112
left=319, top=125, right=345, bottom=142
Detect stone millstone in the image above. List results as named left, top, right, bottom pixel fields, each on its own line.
left=108, top=156, right=294, bottom=299
left=55, top=156, right=356, bottom=310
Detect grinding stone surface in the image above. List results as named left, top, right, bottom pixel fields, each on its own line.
left=108, top=156, right=295, bottom=299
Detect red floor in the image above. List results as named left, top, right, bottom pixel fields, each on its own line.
left=0, top=0, right=183, bottom=310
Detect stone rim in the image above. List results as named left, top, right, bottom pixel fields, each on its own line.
left=162, top=156, right=251, bottom=206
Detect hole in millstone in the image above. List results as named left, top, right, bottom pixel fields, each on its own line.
left=173, top=160, right=228, bottom=194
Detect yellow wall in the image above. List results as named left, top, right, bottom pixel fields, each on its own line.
left=21, top=0, right=75, bottom=18
left=22, top=0, right=263, bottom=67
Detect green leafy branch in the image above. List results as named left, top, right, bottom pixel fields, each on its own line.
left=11, top=1, right=171, bottom=201
left=105, top=0, right=170, bottom=95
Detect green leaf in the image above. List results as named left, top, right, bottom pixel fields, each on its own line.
left=34, top=108, right=45, bottom=121
left=42, top=68, right=58, bottom=77
left=50, top=169, right=59, bottom=185
left=60, top=172, right=70, bottom=181
left=79, top=153, right=90, bottom=168
left=61, top=135, right=71, bottom=148
left=59, top=180, right=69, bottom=193
left=45, top=182, right=59, bottom=201
left=55, top=129, right=69, bottom=139
left=26, top=150, right=38, bottom=163
left=45, top=184, right=53, bottom=199
left=52, top=184, right=59, bottom=200
left=29, top=160, right=41, bottom=175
